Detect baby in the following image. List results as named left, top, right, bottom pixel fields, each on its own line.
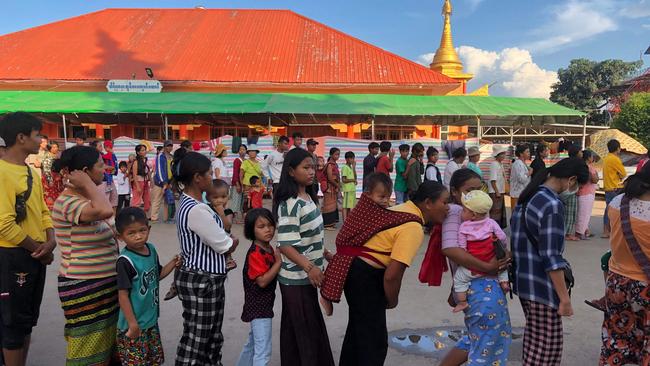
left=453, top=190, right=509, bottom=313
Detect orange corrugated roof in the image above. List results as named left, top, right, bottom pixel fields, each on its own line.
left=0, top=8, right=457, bottom=86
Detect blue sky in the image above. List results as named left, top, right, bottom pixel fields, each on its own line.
left=1, top=0, right=649, bottom=97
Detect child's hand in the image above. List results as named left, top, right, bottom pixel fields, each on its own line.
left=323, top=249, right=334, bottom=262
left=173, top=254, right=182, bottom=268
left=273, top=246, right=282, bottom=262
left=126, top=324, right=141, bottom=339
left=308, top=266, right=324, bottom=288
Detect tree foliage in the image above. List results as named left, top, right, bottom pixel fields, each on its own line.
left=550, top=59, right=642, bottom=112
left=612, top=92, right=650, bottom=147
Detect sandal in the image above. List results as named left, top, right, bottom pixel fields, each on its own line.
left=164, top=284, right=178, bottom=301
left=584, top=298, right=605, bottom=312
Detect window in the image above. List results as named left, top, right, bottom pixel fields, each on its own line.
left=104, top=129, right=112, bottom=141
left=134, top=127, right=145, bottom=140
left=167, top=128, right=180, bottom=140
left=147, top=127, right=161, bottom=140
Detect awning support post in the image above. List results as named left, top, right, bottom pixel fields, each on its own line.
left=164, top=115, right=169, bottom=140
left=268, top=115, right=272, bottom=135
left=476, top=116, right=482, bottom=140
left=581, top=116, right=587, bottom=148
left=510, top=127, right=514, bottom=146
left=371, top=117, right=375, bottom=140
left=62, top=114, right=68, bottom=144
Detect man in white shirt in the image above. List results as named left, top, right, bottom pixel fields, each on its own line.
left=262, top=135, right=290, bottom=193
left=443, top=147, right=467, bottom=189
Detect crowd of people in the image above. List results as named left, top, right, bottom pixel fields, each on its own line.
left=1, top=111, right=650, bottom=366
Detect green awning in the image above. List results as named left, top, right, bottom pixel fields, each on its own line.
left=0, top=90, right=584, bottom=125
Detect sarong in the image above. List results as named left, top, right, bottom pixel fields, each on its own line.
left=561, top=192, right=577, bottom=235
left=489, top=193, right=507, bottom=228
left=322, top=189, right=339, bottom=226
left=576, top=193, right=595, bottom=235
left=229, top=185, right=244, bottom=214
left=117, top=325, right=164, bottom=366
left=58, top=276, right=118, bottom=366
left=320, top=193, right=421, bottom=302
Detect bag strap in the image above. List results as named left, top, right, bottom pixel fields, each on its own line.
left=520, top=203, right=540, bottom=250
left=620, top=195, right=650, bottom=280
left=24, top=166, right=33, bottom=201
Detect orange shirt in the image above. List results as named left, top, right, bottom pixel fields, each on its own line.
left=607, top=194, right=650, bottom=283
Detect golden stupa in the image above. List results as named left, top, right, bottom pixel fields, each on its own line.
left=430, top=0, right=474, bottom=92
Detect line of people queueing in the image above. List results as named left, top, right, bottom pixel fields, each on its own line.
left=2, top=111, right=650, bottom=366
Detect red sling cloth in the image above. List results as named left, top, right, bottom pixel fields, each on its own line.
left=466, top=236, right=495, bottom=276
left=320, top=193, right=422, bottom=303
left=418, top=224, right=448, bottom=286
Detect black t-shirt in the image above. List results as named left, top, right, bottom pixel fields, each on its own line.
left=530, top=157, right=546, bottom=178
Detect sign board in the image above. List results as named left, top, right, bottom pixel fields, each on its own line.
left=106, top=80, right=162, bottom=93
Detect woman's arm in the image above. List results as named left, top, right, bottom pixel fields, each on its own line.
left=278, top=245, right=323, bottom=287
left=384, top=260, right=407, bottom=309
left=66, top=170, right=113, bottom=222
left=187, top=205, right=234, bottom=254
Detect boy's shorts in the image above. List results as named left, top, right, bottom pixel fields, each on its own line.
left=601, top=250, right=612, bottom=272
left=0, top=247, right=46, bottom=349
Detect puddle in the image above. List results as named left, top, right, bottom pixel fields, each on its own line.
left=388, top=326, right=524, bottom=359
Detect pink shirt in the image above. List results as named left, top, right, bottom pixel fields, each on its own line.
left=577, top=165, right=598, bottom=196
left=442, top=204, right=464, bottom=250
left=458, top=217, right=507, bottom=249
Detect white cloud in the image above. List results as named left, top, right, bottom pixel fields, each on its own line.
left=643, top=23, right=650, bottom=29
left=466, top=0, right=486, bottom=11
left=525, top=0, right=618, bottom=54
left=619, top=0, right=650, bottom=18
left=417, top=46, right=558, bottom=98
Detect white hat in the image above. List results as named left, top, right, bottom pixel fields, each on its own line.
left=247, top=144, right=260, bottom=153
left=492, top=145, right=507, bottom=158
left=0, top=137, right=5, bottom=147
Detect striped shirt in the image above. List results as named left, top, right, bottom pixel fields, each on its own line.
left=277, top=196, right=325, bottom=285
left=176, top=194, right=231, bottom=274
left=52, top=194, right=118, bottom=279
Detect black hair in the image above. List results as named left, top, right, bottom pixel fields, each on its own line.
left=134, top=144, right=146, bottom=154
left=399, top=144, right=410, bottom=152
left=582, top=150, right=593, bottom=162
left=118, top=161, right=127, bottom=169
left=344, top=151, right=355, bottom=159
left=624, top=162, right=650, bottom=199
left=518, top=157, right=590, bottom=205
left=41, top=135, right=48, bottom=140
left=411, top=180, right=446, bottom=204
left=607, top=139, right=621, bottom=153
left=211, top=178, right=230, bottom=192
left=239, top=144, right=247, bottom=151
left=52, top=146, right=100, bottom=174
left=328, top=147, right=340, bottom=161
left=449, top=168, right=482, bottom=204
left=273, top=148, right=318, bottom=218
left=368, top=142, right=379, bottom=151
left=250, top=175, right=260, bottom=185
left=412, top=142, right=424, bottom=155
left=278, top=135, right=290, bottom=144
left=426, top=146, right=439, bottom=158
left=535, top=144, right=548, bottom=159
left=171, top=148, right=211, bottom=191
left=115, top=207, right=149, bottom=234
left=156, top=146, right=164, bottom=153
left=515, top=144, right=529, bottom=157
left=180, top=140, right=192, bottom=149
left=244, top=208, right=276, bottom=241
left=134, top=144, right=148, bottom=176
left=452, top=147, right=467, bottom=160
left=292, top=132, right=304, bottom=140
left=47, top=141, right=59, bottom=151
left=365, top=172, right=392, bottom=193
left=567, top=144, right=581, bottom=158
left=379, top=141, right=391, bottom=152
left=0, top=112, right=43, bottom=147
left=89, top=140, right=100, bottom=148
left=74, top=131, right=87, bottom=141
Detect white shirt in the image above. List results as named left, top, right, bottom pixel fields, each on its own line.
left=509, top=159, right=530, bottom=198
left=187, top=203, right=233, bottom=254
left=488, top=161, right=506, bottom=194
left=211, top=158, right=229, bottom=182
left=262, top=150, right=285, bottom=182
left=116, top=171, right=131, bottom=195
left=443, top=160, right=463, bottom=189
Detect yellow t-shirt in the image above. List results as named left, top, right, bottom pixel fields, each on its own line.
left=602, top=153, right=626, bottom=191
left=363, top=201, right=425, bottom=267
left=0, top=159, right=53, bottom=247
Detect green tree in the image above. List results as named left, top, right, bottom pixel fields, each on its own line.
left=550, top=59, right=642, bottom=112
left=612, top=92, right=650, bottom=147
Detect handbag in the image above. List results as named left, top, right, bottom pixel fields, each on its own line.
left=15, top=166, right=33, bottom=224
left=520, top=203, right=575, bottom=295
left=620, top=195, right=650, bottom=280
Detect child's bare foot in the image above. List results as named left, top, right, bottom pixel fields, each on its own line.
left=226, top=259, right=237, bottom=272
left=452, top=301, right=469, bottom=313
left=164, top=284, right=178, bottom=301
left=320, top=296, right=333, bottom=316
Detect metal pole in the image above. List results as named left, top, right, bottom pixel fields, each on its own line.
left=164, top=115, right=169, bottom=140
left=371, top=117, right=375, bottom=140
left=268, top=115, right=272, bottom=135
left=62, top=114, right=68, bottom=145
left=476, top=116, right=482, bottom=140
left=581, top=116, right=587, bottom=148
left=510, top=127, right=514, bottom=146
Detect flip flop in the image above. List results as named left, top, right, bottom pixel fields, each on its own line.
left=584, top=299, right=605, bottom=312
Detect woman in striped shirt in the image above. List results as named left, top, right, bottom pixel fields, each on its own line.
left=51, top=146, right=118, bottom=365
left=272, top=148, right=335, bottom=366
left=171, top=148, right=239, bottom=366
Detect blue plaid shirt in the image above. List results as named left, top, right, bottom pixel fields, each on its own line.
left=511, top=186, right=569, bottom=309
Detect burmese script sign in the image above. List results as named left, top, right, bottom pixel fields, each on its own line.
left=106, top=80, right=162, bottom=93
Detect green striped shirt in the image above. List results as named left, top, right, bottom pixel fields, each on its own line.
left=277, top=196, right=325, bottom=285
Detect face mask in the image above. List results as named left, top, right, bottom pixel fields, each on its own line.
left=559, top=180, right=579, bottom=198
